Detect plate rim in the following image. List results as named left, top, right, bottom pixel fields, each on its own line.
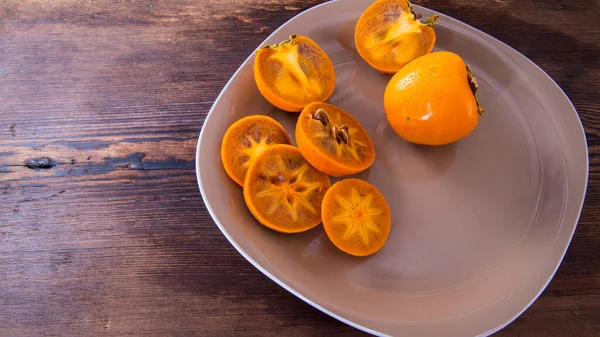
left=195, top=1, right=589, bottom=336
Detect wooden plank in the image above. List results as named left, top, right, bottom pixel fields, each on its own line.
left=1, top=0, right=599, bottom=336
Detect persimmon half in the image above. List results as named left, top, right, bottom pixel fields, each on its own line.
left=384, top=51, right=484, bottom=146
left=253, top=34, right=336, bottom=112
left=295, top=102, right=375, bottom=177
left=221, top=115, right=291, bottom=186
left=244, top=144, right=331, bottom=233
left=355, top=0, right=439, bottom=74
left=322, top=179, right=391, bottom=256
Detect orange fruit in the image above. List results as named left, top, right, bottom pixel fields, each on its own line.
left=322, top=179, right=391, bottom=256
left=384, top=51, right=484, bottom=146
left=295, top=102, right=375, bottom=177
left=244, top=144, right=331, bottom=233
left=355, top=0, right=439, bottom=74
left=221, top=115, right=291, bottom=186
left=253, top=34, right=336, bottom=112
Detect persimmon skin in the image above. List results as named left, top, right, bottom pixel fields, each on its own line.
left=355, top=0, right=438, bottom=74
left=322, top=179, right=391, bottom=256
left=253, top=35, right=336, bottom=112
left=295, top=102, right=375, bottom=177
left=221, top=115, right=291, bottom=186
left=384, top=51, right=481, bottom=146
left=243, top=144, right=331, bottom=233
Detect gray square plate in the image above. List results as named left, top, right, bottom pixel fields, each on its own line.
left=196, top=0, right=588, bottom=335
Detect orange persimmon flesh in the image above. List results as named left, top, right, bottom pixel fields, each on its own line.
left=244, top=144, right=331, bottom=233
left=355, top=0, right=438, bottom=74
left=322, top=179, right=391, bottom=256
left=221, top=115, right=291, bottom=186
left=296, top=102, right=375, bottom=177
left=254, top=34, right=336, bottom=112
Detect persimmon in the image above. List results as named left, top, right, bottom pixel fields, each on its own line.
left=253, top=34, right=336, bottom=112
left=221, top=115, right=291, bottom=186
left=355, top=0, right=439, bottom=74
left=244, top=144, right=331, bottom=233
left=295, top=102, right=375, bottom=177
left=384, top=51, right=484, bottom=146
left=322, top=179, right=391, bottom=256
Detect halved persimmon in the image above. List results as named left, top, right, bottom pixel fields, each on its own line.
left=221, top=115, right=291, bottom=186
left=244, top=144, right=331, bottom=233
left=295, top=102, right=375, bottom=177
left=322, top=179, right=391, bottom=256
left=253, top=34, right=336, bottom=112
left=355, top=0, right=439, bottom=74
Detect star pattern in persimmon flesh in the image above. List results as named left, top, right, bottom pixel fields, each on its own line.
left=255, top=159, right=322, bottom=222
left=332, top=188, right=382, bottom=245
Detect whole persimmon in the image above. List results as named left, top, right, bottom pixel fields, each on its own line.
left=355, top=0, right=439, bottom=74
left=254, top=34, right=336, bottom=112
left=384, top=51, right=484, bottom=146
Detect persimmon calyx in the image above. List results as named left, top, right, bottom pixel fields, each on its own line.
left=407, top=0, right=439, bottom=28
left=466, top=65, right=485, bottom=117
left=426, top=14, right=439, bottom=27
left=258, top=34, right=297, bottom=52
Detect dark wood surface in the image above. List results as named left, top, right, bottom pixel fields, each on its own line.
left=1, top=0, right=599, bottom=336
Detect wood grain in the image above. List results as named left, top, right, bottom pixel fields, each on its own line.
left=1, top=0, right=599, bottom=336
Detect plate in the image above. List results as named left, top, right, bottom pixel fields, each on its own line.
left=195, top=0, right=588, bottom=336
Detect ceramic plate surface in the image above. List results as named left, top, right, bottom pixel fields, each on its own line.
left=196, top=0, right=588, bottom=335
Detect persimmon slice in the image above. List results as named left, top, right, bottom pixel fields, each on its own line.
left=221, top=115, right=291, bottom=186
left=244, top=144, right=331, bottom=233
left=253, top=34, right=336, bottom=112
left=322, top=179, right=391, bottom=256
left=295, top=102, right=375, bottom=177
left=355, top=0, right=439, bottom=74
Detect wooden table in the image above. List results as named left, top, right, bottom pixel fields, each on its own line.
left=1, top=0, right=598, bottom=335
